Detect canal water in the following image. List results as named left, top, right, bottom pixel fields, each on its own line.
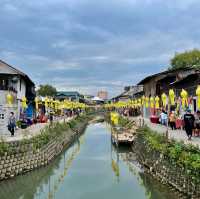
left=0, top=123, right=177, bottom=199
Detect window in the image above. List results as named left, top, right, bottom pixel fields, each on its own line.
left=0, top=114, right=4, bottom=119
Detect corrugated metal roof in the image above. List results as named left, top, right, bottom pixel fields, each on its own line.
left=137, top=67, right=193, bottom=85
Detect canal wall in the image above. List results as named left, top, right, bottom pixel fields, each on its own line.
left=0, top=115, right=90, bottom=181
left=133, top=126, right=200, bottom=199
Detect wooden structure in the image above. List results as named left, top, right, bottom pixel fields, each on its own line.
left=111, top=121, right=138, bottom=146
left=137, top=67, right=198, bottom=97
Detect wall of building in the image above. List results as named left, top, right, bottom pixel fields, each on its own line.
left=97, top=91, right=108, bottom=100
left=0, top=91, right=18, bottom=135
left=0, top=76, right=28, bottom=133
left=16, top=78, right=26, bottom=100
left=143, top=78, right=157, bottom=97
left=16, top=78, right=26, bottom=119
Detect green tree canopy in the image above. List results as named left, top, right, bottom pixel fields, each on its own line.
left=170, top=49, right=200, bottom=70
left=37, top=84, right=57, bottom=97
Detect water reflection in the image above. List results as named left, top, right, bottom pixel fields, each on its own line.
left=113, top=145, right=178, bottom=199
left=0, top=136, right=83, bottom=199
left=0, top=123, right=178, bottom=199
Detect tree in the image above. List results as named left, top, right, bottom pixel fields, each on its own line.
left=170, top=49, right=200, bottom=70
left=37, top=84, right=57, bottom=97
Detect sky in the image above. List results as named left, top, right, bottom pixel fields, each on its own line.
left=1, top=0, right=200, bottom=97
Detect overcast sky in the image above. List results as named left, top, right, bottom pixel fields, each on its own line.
left=1, top=0, right=200, bottom=97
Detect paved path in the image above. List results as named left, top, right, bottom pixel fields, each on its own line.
left=1, top=117, right=74, bottom=142
left=129, top=116, right=200, bottom=148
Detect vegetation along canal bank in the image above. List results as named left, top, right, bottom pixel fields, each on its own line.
left=0, top=114, right=93, bottom=181
left=133, top=125, right=200, bottom=198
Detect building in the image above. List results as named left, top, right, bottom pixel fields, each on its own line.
left=0, top=60, right=35, bottom=134
left=97, top=91, right=108, bottom=100
left=169, top=72, right=200, bottom=96
left=83, top=94, right=94, bottom=101
left=56, top=91, right=84, bottom=102
left=83, top=94, right=94, bottom=105
left=112, top=85, right=144, bottom=102
left=137, top=67, right=197, bottom=97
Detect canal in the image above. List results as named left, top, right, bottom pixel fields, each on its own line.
left=0, top=123, right=177, bottom=199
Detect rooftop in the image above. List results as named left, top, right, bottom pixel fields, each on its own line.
left=137, top=67, right=194, bottom=85
left=0, top=59, right=34, bottom=86
left=56, top=91, right=81, bottom=96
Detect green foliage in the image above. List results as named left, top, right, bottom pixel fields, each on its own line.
left=16, top=120, right=22, bottom=128
left=37, top=84, right=57, bottom=97
left=0, top=114, right=90, bottom=156
left=170, top=49, right=200, bottom=70
left=118, top=117, right=129, bottom=127
left=139, top=126, right=200, bottom=181
left=0, top=138, right=9, bottom=155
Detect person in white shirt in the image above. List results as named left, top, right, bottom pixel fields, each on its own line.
left=160, top=110, right=168, bottom=126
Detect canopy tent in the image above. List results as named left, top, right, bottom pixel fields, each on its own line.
left=91, top=96, right=104, bottom=102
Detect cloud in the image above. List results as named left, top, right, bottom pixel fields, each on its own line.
left=1, top=0, right=200, bottom=97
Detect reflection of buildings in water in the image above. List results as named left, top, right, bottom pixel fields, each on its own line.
left=111, top=144, right=151, bottom=198
left=0, top=136, right=84, bottom=199
left=110, top=142, right=136, bottom=183
left=119, top=152, right=153, bottom=199
left=139, top=173, right=178, bottom=199
left=46, top=137, right=83, bottom=199
left=118, top=149, right=178, bottom=199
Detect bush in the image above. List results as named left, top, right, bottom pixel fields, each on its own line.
left=138, top=126, right=200, bottom=181
left=0, top=114, right=91, bottom=156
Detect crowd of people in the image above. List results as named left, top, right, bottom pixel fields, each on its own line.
left=112, top=106, right=200, bottom=141
left=159, top=109, right=200, bottom=140
left=7, top=108, right=83, bottom=137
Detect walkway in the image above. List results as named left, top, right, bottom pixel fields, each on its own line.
left=130, top=116, right=200, bottom=148
left=1, top=116, right=73, bottom=142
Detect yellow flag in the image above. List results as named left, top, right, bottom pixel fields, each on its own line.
left=150, top=97, right=154, bottom=108
left=180, top=89, right=188, bottom=108
left=155, top=96, right=160, bottom=109
left=196, top=85, right=200, bottom=109
left=145, top=97, right=149, bottom=108
left=6, top=93, right=13, bottom=105
left=22, top=96, right=27, bottom=109
left=161, top=93, right=167, bottom=108
left=169, top=89, right=175, bottom=105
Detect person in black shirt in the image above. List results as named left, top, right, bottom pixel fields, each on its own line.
left=184, top=109, right=195, bottom=140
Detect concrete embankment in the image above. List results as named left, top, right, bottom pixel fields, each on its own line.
left=0, top=115, right=91, bottom=181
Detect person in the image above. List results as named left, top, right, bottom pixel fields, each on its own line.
left=194, top=110, right=200, bottom=136
left=8, top=112, right=16, bottom=136
left=49, top=112, right=53, bottom=125
left=160, top=110, right=168, bottom=126
left=169, top=111, right=176, bottom=130
left=184, top=109, right=195, bottom=140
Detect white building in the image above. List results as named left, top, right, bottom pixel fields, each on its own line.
left=0, top=60, right=35, bottom=134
